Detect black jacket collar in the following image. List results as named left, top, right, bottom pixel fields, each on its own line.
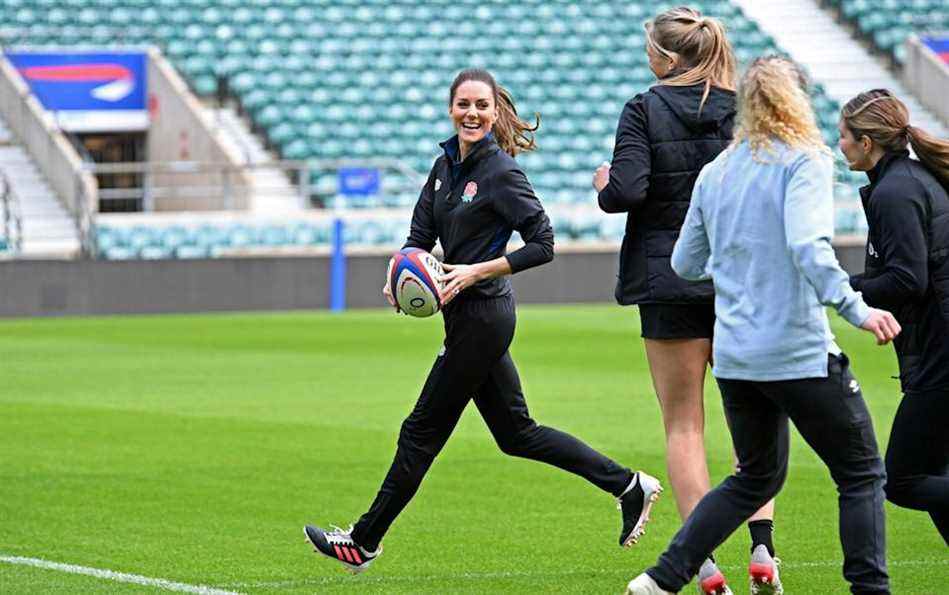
left=439, top=133, right=499, bottom=165
left=860, top=149, right=910, bottom=204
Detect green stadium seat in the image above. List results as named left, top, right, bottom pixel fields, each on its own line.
left=834, top=0, right=942, bottom=62
left=176, top=245, right=211, bottom=259
left=259, top=225, right=290, bottom=246
left=160, top=226, right=193, bottom=250
left=190, top=225, right=225, bottom=249
left=227, top=225, right=255, bottom=247
left=140, top=245, right=174, bottom=259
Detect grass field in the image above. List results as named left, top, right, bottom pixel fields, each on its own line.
left=1, top=304, right=946, bottom=594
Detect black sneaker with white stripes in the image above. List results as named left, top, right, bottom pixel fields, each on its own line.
left=303, top=524, right=381, bottom=574
left=618, top=471, right=664, bottom=547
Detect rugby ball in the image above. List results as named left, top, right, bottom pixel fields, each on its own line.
left=387, top=248, right=444, bottom=318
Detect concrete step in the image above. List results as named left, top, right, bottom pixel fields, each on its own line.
left=22, top=218, right=76, bottom=230
left=18, top=214, right=72, bottom=223
left=21, top=232, right=80, bottom=241
left=19, top=238, right=81, bottom=258
left=0, top=122, right=81, bottom=257
left=208, top=105, right=303, bottom=213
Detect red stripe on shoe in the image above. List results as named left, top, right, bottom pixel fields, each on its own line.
left=749, top=562, right=774, bottom=582
left=700, top=573, right=727, bottom=594
left=349, top=548, right=363, bottom=564
left=333, top=545, right=349, bottom=562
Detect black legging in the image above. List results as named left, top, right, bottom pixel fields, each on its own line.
left=351, top=294, right=632, bottom=551
left=884, top=388, right=949, bottom=544
left=647, top=355, right=888, bottom=594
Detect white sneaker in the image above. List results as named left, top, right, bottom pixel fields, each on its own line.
left=749, top=544, right=784, bottom=594
left=626, top=573, right=673, bottom=595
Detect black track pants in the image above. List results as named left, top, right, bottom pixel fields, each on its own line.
left=351, top=295, right=632, bottom=551
left=648, top=354, right=889, bottom=595
left=884, top=388, right=949, bottom=544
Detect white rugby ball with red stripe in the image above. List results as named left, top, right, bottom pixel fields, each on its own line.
left=387, top=248, right=444, bottom=318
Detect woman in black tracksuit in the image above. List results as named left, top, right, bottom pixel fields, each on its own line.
left=840, top=89, right=949, bottom=544
left=303, top=69, right=661, bottom=573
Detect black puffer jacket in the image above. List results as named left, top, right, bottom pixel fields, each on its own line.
left=598, top=83, right=735, bottom=305
left=850, top=150, right=949, bottom=392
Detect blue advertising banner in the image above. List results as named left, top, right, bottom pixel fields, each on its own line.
left=5, top=50, right=148, bottom=132
left=338, top=167, right=381, bottom=196
left=922, top=36, right=949, bottom=65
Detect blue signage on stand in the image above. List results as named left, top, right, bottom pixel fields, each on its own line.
left=338, top=167, right=381, bottom=196
left=922, top=36, right=949, bottom=65
left=5, top=50, right=148, bottom=132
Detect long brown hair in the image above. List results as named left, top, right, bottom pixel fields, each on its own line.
left=841, top=89, right=949, bottom=187
left=448, top=68, right=539, bottom=157
left=645, top=6, right=737, bottom=111
left=732, top=56, right=829, bottom=159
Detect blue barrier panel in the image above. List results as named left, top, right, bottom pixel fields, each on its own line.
left=330, top=218, right=346, bottom=312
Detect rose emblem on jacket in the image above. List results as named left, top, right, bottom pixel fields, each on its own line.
left=461, top=181, right=478, bottom=203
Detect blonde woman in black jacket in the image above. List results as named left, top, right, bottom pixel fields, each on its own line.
left=840, top=89, right=949, bottom=544
left=593, top=8, right=776, bottom=592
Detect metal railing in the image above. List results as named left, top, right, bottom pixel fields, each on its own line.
left=0, top=169, right=23, bottom=254
left=76, top=158, right=425, bottom=256
left=81, top=158, right=423, bottom=209
left=0, top=54, right=98, bottom=257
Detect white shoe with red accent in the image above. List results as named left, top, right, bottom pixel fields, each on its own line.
left=304, top=524, right=380, bottom=574
left=697, top=558, right=733, bottom=594
left=626, top=573, right=673, bottom=594
left=749, top=544, right=784, bottom=594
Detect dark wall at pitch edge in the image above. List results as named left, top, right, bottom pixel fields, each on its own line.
left=0, top=244, right=866, bottom=318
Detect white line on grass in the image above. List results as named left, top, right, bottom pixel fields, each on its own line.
left=228, top=558, right=949, bottom=589
left=0, top=554, right=243, bottom=595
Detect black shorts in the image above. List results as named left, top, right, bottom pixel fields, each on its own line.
left=639, top=303, right=715, bottom=340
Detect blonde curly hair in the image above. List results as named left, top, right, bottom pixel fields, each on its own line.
left=732, top=56, right=829, bottom=159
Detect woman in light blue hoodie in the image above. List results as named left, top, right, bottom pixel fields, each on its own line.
left=626, top=56, right=900, bottom=595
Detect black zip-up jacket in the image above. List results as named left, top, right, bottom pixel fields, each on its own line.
left=598, top=83, right=735, bottom=305
left=850, top=150, right=949, bottom=392
left=403, top=134, right=554, bottom=301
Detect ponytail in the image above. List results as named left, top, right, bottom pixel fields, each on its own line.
left=646, top=6, right=737, bottom=111
left=907, top=126, right=949, bottom=188
left=493, top=86, right=539, bottom=156
left=449, top=68, right=540, bottom=157
left=842, top=89, right=949, bottom=187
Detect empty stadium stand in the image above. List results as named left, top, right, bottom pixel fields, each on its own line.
left=3, top=0, right=942, bottom=260
left=824, top=0, right=948, bottom=64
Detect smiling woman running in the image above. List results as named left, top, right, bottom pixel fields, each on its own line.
left=303, top=68, right=661, bottom=573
